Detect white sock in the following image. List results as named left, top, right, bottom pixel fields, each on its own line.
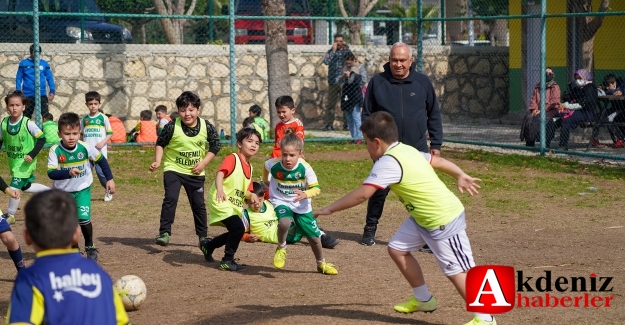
left=278, top=242, right=286, bottom=249
left=319, top=230, right=326, bottom=236
left=412, top=284, right=432, bottom=302
left=475, top=313, right=493, bottom=322
left=7, top=188, right=20, bottom=215
left=24, top=183, right=50, bottom=193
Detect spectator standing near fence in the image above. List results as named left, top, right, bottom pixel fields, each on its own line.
left=322, top=34, right=351, bottom=131
left=15, top=45, right=55, bottom=120
left=339, top=52, right=367, bottom=144
left=360, top=42, right=443, bottom=247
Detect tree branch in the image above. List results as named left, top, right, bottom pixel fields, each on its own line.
left=338, top=0, right=349, bottom=18
left=362, top=0, right=380, bottom=16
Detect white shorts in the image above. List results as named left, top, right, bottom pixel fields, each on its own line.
left=388, top=216, right=475, bottom=276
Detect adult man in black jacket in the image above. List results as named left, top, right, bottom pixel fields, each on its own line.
left=360, top=42, right=443, bottom=246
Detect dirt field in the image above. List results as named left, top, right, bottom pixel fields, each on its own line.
left=0, top=148, right=623, bottom=324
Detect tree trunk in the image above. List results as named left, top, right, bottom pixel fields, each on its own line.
left=130, top=20, right=151, bottom=44
left=153, top=0, right=197, bottom=44
left=567, top=0, right=609, bottom=73
left=262, top=0, right=290, bottom=128
left=347, top=21, right=362, bottom=45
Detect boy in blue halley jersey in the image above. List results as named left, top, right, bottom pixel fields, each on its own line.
left=6, top=189, right=129, bottom=325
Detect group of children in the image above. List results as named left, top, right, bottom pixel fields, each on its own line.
left=2, top=88, right=496, bottom=325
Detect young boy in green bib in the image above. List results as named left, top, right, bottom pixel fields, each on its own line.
left=42, top=113, right=61, bottom=146
left=47, top=112, right=116, bottom=262
left=149, top=91, right=221, bottom=261
left=1, top=90, right=50, bottom=224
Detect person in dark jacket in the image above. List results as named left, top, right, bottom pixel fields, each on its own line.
left=360, top=42, right=443, bottom=247
left=559, top=69, right=598, bottom=149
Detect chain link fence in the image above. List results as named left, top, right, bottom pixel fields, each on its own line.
left=0, top=0, right=624, bottom=159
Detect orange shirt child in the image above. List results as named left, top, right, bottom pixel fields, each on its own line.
left=135, top=120, right=158, bottom=143
left=271, top=118, right=304, bottom=158
left=107, top=115, right=126, bottom=143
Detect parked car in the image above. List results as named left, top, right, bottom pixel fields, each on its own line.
left=223, top=0, right=313, bottom=44
left=0, top=0, right=132, bottom=43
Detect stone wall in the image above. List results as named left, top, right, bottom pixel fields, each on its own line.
left=0, top=43, right=508, bottom=131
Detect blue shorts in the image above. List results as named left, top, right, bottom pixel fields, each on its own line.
left=0, top=214, right=12, bottom=233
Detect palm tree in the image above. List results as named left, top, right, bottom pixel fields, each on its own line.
left=390, top=3, right=439, bottom=45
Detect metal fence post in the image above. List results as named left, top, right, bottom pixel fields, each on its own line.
left=32, top=0, right=41, bottom=127
left=416, top=0, right=423, bottom=72
left=539, top=0, right=547, bottom=155
left=440, top=0, right=445, bottom=45
left=229, top=0, right=237, bottom=147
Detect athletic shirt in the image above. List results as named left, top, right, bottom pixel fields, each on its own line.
left=80, top=113, right=113, bottom=158
left=271, top=118, right=304, bottom=158
left=208, top=153, right=252, bottom=225
left=47, top=141, right=102, bottom=192
left=242, top=201, right=278, bottom=244
left=363, top=142, right=464, bottom=229
left=136, top=120, right=158, bottom=143
left=7, top=249, right=129, bottom=325
left=253, top=116, right=269, bottom=140
left=163, top=118, right=208, bottom=176
left=265, top=158, right=319, bottom=214
left=0, top=116, right=43, bottom=178
left=42, top=120, right=61, bottom=145
left=158, top=116, right=171, bottom=134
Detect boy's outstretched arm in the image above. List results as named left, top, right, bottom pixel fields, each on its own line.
left=315, top=185, right=378, bottom=217
left=149, top=145, right=164, bottom=171
left=430, top=156, right=481, bottom=195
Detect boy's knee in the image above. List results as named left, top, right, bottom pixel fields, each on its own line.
left=0, top=231, right=17, bottom=249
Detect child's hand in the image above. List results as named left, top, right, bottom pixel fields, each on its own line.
left=457, top=174, right=481, bottom=196
left=149, top=161, right=160, bottom=172
left=248, top=234, right=259, bottom=243
left=95, top=141, right=105, bottom=150
left=24, top=155, right=33, bottom=163
left=69, top=168, right=81, bottom=177
left=192, top=161, right=207, bottom=175
left=106, top=180, right=116, bottom=194
left=5, top=188, right=19, bottom=199
left=216, top=190, right=227, bottom=203
left=293, top=189, right=307, bottom=202
left=313, top=207, right=332, bottom=218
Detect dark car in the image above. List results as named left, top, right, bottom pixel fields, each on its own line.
left=0, top=0, right=132, bottom=43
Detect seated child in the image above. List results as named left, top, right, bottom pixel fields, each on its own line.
left=42, top=113, right=61, bottom=146
left=249, top=104, right=270, bottom=140
left=242, top=182, right=339, bottom=248
left=105, top=114, right=127, bottom=143
left=130, top=110, right=158, bottom=143
left=6, top=189, right=129, bottom=324
left=242, top=116, right=264, bottom=141
left=169, top=112, right=179, bottom=120
left=155, top=105, right=171, bottom=135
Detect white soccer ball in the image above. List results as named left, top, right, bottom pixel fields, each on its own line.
left=115, top=275, right=147, bottom=311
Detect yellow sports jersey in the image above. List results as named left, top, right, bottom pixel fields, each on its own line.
left=208, top=153, right=252, bottom=225
left=242, top=201, right=279, bottom=244
left=163, top=118, right=208, bottom=176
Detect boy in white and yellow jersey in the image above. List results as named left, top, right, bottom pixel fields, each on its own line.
left=149, top=91, right=221, bottom=261
left=315, top=111, right=496, bottom=325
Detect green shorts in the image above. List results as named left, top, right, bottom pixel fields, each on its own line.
left=275, top=205, right=321, bottom=238
left=72, top=187, right=92, bottom=221
left=10, top=175, right=35, bottom=191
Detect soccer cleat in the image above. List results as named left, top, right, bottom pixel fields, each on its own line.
left=273, top=247, right=287, bottom=269
left=316, top=261, right=338, bottom=275
left=320, top=233, right=339, bottom=249
left=419, top=245, right=433, bottom=254
left=3, top=213, right=15, bottom=225
left=361, top=225, right=376, bottom=246
left=104, top=191, right=113, bottom=202
left=219, top=259, right=246, bottom=271
left=199, top=237, right=215, bottom=262
left=464, top=316, right=497, bottom=325
left=85, top=246, right=99, bottom=262
left=394, top=296, right=437, bottom=313
left=155, top=232, right=170, bottom=246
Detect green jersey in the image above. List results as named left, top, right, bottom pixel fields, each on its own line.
left=80, top=113, right=113, bottom=157
left=42, top=120, right=61, bottom=146
left=0, top=116, right=44, bottom=178
left=253, top=117, right=269, bottom=140
left=47, top=141, right=103, bottom=192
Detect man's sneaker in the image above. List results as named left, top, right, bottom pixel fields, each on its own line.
left=317, top=261, right=338, bottom=275
left=273, top=247, right=287, bottom=269
left=320, top=233, right=339, bottom=249
left=343, top=124, right=349, bottom=131
left=419, top=245, right=433, bottom=253
left=199, top=237, right=215, bottom=262
left=219, top=259, right=246, bottom=271
left=155, top=232, right=170, bottom=246
left=323, top=125, right=334, bottom=131
left=361, top=225, right=376, bottom=246
left=464, top=316, right=497, bottom=325
left=394, top=296, right=437, bottom=313
left=85, top=246, right=99, bottom=262
left=104, top=191, right=113, bottom=202
left=3, top=213, right=15, bottom=225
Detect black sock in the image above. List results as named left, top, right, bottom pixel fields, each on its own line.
left=8, top=247, right=25, bottom=271
left=80, top=221, right=94, bottom=247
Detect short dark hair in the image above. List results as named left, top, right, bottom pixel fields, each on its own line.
left=43, top=112, right=54, bottom=121
left=4, top=90, right=28, bottom=106
left=275, top=95, right=295, bottom=109
left=236, top=126, right=262, bottom=144
left=85, top=91, right=101, bottom=103
left=334, top=33, right=344, bottom=40
left=345, top=52, right=356, bottom=61
left=242, top=116, right=256, bottom=128
left=250, top=182, right=267, bottom=198
left=360, top=111, right=398, bottom=143
left=169, top=112, right=179, bottom=119
left=140, top=110, right=153, bottom=120
left=603, top=73, right=617, bottom=86
left=29, top=44, right=41, bottom=53
left=57, top=112, right=81, bottom=131
left=249, top=104, right=262, bottom=116
left=25, top=190, right=78, bottom=249
left=154, top=105, right=168, bottom=114
left=176, top=91, right=201, bottom=110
